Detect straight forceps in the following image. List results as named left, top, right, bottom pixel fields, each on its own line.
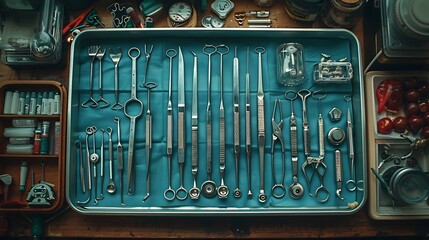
left=125, top=47, right=143, bottom=195
left=271, top=99, right=286, bottom=198
left=201, top=44, right=218, bottom=198
left=216, top=44, right=229, bottom=199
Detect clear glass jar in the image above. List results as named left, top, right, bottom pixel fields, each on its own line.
left=320, top=0, right=366, bottom=29
left=284, top=0, right=325, bottom=22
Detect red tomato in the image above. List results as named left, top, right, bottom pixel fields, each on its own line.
left=405, top=89, right=420, bottom=103
left=419, top=100, right=429, bottom=113
left=377, top=117, right=394, bottom=134
left=408, top=115, right=424, bottom=132
left=406, top=102, right=420, bottom=115
left=393, top=116, right=408, bottom=133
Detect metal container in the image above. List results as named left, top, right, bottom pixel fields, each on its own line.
left=67, top=28, right=365, bottom=215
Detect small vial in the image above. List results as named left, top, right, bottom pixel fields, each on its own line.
left=29, top=92, right=37, bottom=115
left=54, top=121, right=60, bottom=155
left=53, top=92, right=60, bottom=115
left=18, top=91, right=25, bottom=115
left=276, top=43, right=306, bottom=86
left=3, top=91, right=13, bottom=114
left=40, top=121, right=50, bottom=155
left=11, top=91, right=20, bottom=114
left=320, top=0, right=366, bottom=29
left=33, top=123, right=42, bottom=155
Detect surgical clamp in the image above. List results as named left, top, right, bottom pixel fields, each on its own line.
left=125, top=47, right=143, bottom=195
left=140, top=44, right=154, bottom=87
left=201, top=44, right=218, bottom=198
left=109, top=48, right=124, bottom=110
left=164, top=48, right=177, bottom=201
left=176, top=46, right=187, bottom=200
left=233, top=46, right=241, bottom=198
left=255, top=46, right=267, bottom=203
left=189, top=51, right=201, bottom=200
left=285, top=91, right=304, bottom=199
left=217, top=44, right=230, bottom=199
left=245, top=47, right=253, bottom=199
left=143, top=80, right=157, bottom=202
left=114, top=117, right=125, bottom=206
left=271, top=99, right=286, bottom=198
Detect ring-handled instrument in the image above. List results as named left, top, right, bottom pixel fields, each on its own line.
left=271, top=99, right=286, bottom=198
left=106, top=127, right=116, bottom=194
left=245, top=47, right=253, bottom=199
left=255, top=46, right=267, bottom=203
left=201, top=44, right=218, bottom=198
left=125, top=47, right=143, bottom=195
left=298, top=89, right=313, bottom=195
left=88, top=126, right=99, bottom=204
left=189, top=50, right=201, bottom=200
left=216, top=44, right=230, bottom=199
left=344, top=95, right=363, bottom=192
left=285, top=90, right=304, bottom=199
left=176, top=46, right=188, bottom=200
left=140, top=44, right=154, bottom=87
left=96, top=128, right=105, bottom=201
left=164, top=48, right=177, bottom=201
left=114, top=117, right=125, bottom=206
left=142, top=81, right=157, bottom=202
left=233, top=46, right=241, bottom=198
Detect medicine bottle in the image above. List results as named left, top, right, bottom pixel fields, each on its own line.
left=320, top=0, right=366, bottom=29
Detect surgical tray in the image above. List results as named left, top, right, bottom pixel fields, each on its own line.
left=66, top=28, right=366, bottom=215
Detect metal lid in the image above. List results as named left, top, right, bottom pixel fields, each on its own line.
left=397, top=0, right=429, bottom=40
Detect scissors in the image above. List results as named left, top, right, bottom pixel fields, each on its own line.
left=271, top=99, right=286, bottom=198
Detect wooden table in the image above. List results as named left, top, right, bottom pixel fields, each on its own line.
left=1, top=0, right=429, bottom=238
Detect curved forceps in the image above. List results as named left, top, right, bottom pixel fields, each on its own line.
left=125, top=47, right=143, bottom=195
left=201, top=44, right=218, bottom=198
left=140, top=44, right=154, bottom=87
left=271, top=99, right=286, bottom=198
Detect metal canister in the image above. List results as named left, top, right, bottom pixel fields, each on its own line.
left=284, top=0, right=325, bottom=22
left=320, top=0, right=366, bottom=29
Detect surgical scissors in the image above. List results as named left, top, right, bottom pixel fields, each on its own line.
left=344, top=95, right=364, bottom=192
left=271, top=99, right=286, bottom=198
left=285, top=90, right=304, bottom=199
left=217, top=44, right=229, bottom=199
left=125, top=47, right=143, bottom=195
left=201, top=44, right=218, bottom=198
left=140, top=44, right=154, bottom=87
left=189, top=50, right=200, bottom=200
left=164, top=48, right=177, bottom=201
left=176, top=46, right=187, bottom=200
left=255, top=46, right=267, bottom=203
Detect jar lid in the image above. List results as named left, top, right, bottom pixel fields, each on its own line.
left=398, top=0, right=429, bottom=39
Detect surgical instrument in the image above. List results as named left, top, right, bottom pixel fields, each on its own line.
left=271, top=99, right=286, bottom=198
left=125, top=47, right=143, bottom=195
left=77, top=130, right=93, bottom=205
left=81, top=46, right=100, bottom=108
left=176, top=46, right=188, bottom=200
left=255, top=46, right=267, bottom=203
left=335, top=149, right=346, bottom=203
left=96, top=48, right=109, bottom=108
left=78, top=140, right=85, bottom=193
left=88, top=126, right=99, bottom=204
left=233, top=46, right=241, bottom=198
left=143, top=81, right=157, bottom=202
left=164, top=48, right=177, bottom=201
left=114, top=117, right=125, bottom=206
left=96, top=129, right=105, bottom=201
left=217, top=44, right=230, bottom=199
left=106, top=127, right=116, bottom=194
left=140, top=44, right=154, bottom=87
left=298, top=89, right=313, bottom=195
left=344, top=96, right=363, bottom=192
left=109, top=48, right=124, bottom=110
left=245, top=47, right=253, bottom=199
left=201, top=44, right=218, bottom=198
left=189, top=51, right=201, bottom=200
left=285, top=90, right=304, bottom=199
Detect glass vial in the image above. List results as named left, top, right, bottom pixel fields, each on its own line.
left=320, top=0, right=366, bottom=29
left=277, top=43, right=305, bottom=86
left=284, top=0, right=325, bottom=22
left=255, top=0, right=273, bottom=7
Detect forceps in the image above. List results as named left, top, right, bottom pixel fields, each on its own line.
left=140, top=44, right=154, bottom=87
left=189, top=51, right=200, bottom=200
left=77, top=129, right=94, bottom=205
left=216, top=44, right=230, bottom=199
left=125, top=47, right=143, bottom=195
left=298, top=89, right=313, bottom=194
left=164, top=48, right=177, bottom=201
left=201, top=44, right=218, bottom=198
left=176, top=46, right=187, bottom=200
left=255, top=46, right=267, bottom=203
left=344, top=95, right=364, bottom=192
left=271, top=99, right=286, bottom=198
